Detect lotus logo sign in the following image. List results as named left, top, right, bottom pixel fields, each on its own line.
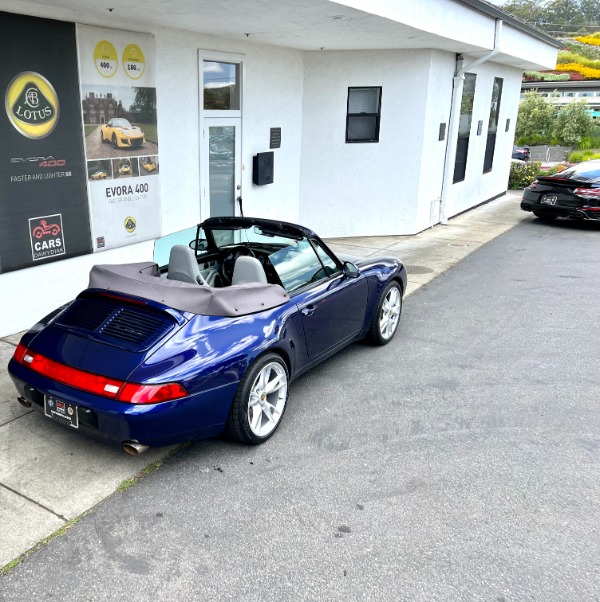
left=5, top=72, right=59, bottom=139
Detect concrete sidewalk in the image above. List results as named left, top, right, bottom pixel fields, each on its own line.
left=0, top=191, right=527, bottom=569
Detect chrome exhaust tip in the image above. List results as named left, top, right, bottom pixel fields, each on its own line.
left=17, top=396, right=32, bottom=408
left=121, top=440, right=150, bottom=456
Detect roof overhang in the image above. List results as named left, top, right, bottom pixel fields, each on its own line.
left=7, top=0, right=559, bottom=68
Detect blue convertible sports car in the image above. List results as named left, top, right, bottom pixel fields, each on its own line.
left=9, top=217, right=406, bottom=454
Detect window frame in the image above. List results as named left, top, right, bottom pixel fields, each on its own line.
left=345, top=86, right=382, bottom=144
left=483, top=77, right=503, bottom=174
left=453, top=73, right=477, bottom=184
left=270, top=237, right=343, bottom=295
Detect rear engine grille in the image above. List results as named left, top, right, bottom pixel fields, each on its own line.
left=57, top=298, right=117, bottom=331
left=101, top=308, right=173, bottom=346
left=55, top=297, right=175, bottom=350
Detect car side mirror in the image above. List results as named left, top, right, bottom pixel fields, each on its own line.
left=189, top=239, right=207, bottom=252
left=342, top=261, right=360, bottom=278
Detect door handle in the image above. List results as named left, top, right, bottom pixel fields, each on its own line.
left=301, top=305, right=315, bottom=316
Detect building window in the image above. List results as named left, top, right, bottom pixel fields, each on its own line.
left=483, top=77, right=503, bottom=174
left=453, top=73, right=476, bottom=183
left=346, top=87, right=381, bottom=143
left=203, top=61, right=240, bottom=110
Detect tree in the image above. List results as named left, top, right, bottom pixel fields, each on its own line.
left=579, top=0, right=600, bottom=25
left=499, top=0, right=600, bottom=34
left=129, top=87, right=156, bottom=123
left=545, top=0, right=585, bottom=33
left=553, top=100, right=594, bottom=144
left=516, top=91, right=555, bottom=141
left=501, top=0, right=551, bottom=29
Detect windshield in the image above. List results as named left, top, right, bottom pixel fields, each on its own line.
left=208, top=225, right=298, bottom=249
left=112, top=119, right=132, bottom=128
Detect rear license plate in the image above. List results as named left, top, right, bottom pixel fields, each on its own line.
left=44, top=396, right=79, bottom=429
left=541, top=195, right=557, bottom=205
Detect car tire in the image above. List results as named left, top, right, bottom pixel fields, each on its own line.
left=112, top=134, right=118, bottom=149
left=533, top=212, right=557, bottom=222
left=226, top=353, right=289, bottom=445
left=368, top=280, right=402, bottom=346
left=100, top=130, right=105, bottom=143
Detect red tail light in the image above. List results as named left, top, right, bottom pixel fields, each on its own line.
left=574, top=187, right=600, bottom=201
left=117, top=383, right=188, bottom=404
left=13, top=345, right=188, bottom=404
left=13, top=342, right=27, bottom=364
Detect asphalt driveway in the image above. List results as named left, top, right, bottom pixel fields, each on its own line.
left=2, top=209, right=600, bottom=600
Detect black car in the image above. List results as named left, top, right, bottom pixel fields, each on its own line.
left=521, top=160, right=600, bottom=222
left=512, top=145, right=530, bottom=161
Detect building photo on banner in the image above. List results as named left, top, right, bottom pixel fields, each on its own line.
left=77, top=24, right=161, bottom=251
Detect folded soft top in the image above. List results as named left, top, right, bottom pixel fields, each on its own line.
left=88, top=262, right=289, bottom=316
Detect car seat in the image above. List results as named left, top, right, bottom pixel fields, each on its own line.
left=231, top=256, right=267, bottom=285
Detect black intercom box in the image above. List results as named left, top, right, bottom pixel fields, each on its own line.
left=253, top=151, right=274, bottom=185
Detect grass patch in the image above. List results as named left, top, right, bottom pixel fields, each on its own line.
left=117, top=460, right=162, bottom=492
left=137, top=123, right=158, bottom=145
left=84, top=124, right=98, bottom=137
left=117, top=443, right=188, bottom=493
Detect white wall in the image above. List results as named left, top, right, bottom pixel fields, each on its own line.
left=237, top=43, right=304, bottom=223
left=414, top=51, right=456, bottom=232
left=299, top=49, right=433, bottom=238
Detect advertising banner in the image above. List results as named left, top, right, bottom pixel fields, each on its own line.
left=0, top=12, right=91, bottom=273
left=77, top=25, right=161, bottom=251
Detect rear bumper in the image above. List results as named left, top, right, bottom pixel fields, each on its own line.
left=520, top=198, right=600, bottom=220
left=8, top=359, right=236, bottom=449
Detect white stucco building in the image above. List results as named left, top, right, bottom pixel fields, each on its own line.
left=0, top=0, right=559, bottom=336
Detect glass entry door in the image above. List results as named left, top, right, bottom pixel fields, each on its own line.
left=203, top=118, right=241, bottom=217
left=200, top=56, right=242, bottom=218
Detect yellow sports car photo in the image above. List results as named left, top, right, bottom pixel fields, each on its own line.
left=142, top=161, right=157, bottom=172
left=90, top=170, right=107, bottom=180
left=101, top=118, right=145, bottom=149
left=119, top=163, right=131, bottom=175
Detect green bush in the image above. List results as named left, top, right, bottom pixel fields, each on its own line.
left=508, top=161, right=543, bottom=189
left=516, top=92, right=555, bottom=141
left=515, top=135, right=541, bottom=146
left=557, top=51, right=600, bottom=70
left=576, top=136, right=600, bottom=150
left=568, top=150, right=600, bottom=163
left=553, top=101, right=594, bottom=146
left=562, top=40, right=600, bottom=61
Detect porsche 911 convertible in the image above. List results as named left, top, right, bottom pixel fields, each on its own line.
left=100, top=118, right=145, bottom=149
left=8, top=217, right=406, bottom=454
